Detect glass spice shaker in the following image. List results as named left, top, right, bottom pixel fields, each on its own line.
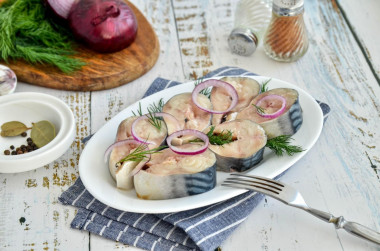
left=263, top=0, right=309, bottom=62
left=228, top=0, right=272, bottom=56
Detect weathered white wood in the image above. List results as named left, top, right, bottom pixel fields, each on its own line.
left=337, top=0, right=380, bottom=78
left=0, top=85, right=90, bottom=250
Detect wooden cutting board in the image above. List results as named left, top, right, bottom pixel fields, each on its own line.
left=4, top=1, right=159, bottom=91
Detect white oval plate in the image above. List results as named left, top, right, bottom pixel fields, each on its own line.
left=79, top=76, right=323, bottom=213
left=0, top=92, right=75, bottom=173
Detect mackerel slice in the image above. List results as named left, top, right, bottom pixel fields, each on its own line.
left=134, top=145, right=217, bottom=200
left=207, top=119, right=267, bottom=172
left=115, top=115, right=167, bottom=146
left=108, top=141, right=140, bottom=190
left=210, top=76, right=260, bottom=125
left=236, top=88, right=303, bottom=139
left=162, top=93, right=212, bottom=133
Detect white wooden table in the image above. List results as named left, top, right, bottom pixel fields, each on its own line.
left=1, top=0, right=380, bottom=250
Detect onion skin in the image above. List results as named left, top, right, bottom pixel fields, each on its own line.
left=45, top=0, right=76, bottom=20
left=68, top=0, right=138, bottom=53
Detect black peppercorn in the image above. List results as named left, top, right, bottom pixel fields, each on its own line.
left=4, top=150, right=10, bottom=155
left=21, top=132, right=27, bottom=137
left=10, top=145, right=14, bottom=150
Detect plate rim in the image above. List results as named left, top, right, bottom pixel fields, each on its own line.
left=79, top=75, right=324, bottom=213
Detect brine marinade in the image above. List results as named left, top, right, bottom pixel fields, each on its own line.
left=133, top=144, right=217, bottom=200
left=211, top=77, right=261, bottom=125
left=236, top=88, right=303, bottom=139
left=116, top=116, right=168, bottom=146
left=207, top=120, right=267, bottom=172
left=162, top=93, right=212, bottom=133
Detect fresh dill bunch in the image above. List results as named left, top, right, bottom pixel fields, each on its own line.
left=118, top=144, right=167, bottom=164
left=252, top=103, right=265, bottom=114
left=260, top=78, right=271, bottom=93
left=194, top=77, right=211, bottom=98
left=266, top=135, right=304, bottom=156
left=0, top=0, right=84, bottom=73
left=148, top=98, right=164, bottom=113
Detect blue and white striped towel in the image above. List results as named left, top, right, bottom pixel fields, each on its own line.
left=59, top=66, right=330, bottom=251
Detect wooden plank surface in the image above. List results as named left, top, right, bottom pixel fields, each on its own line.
left=1, top=0, right=380, bottom=250
left=2, top=1, right=160, bottom=91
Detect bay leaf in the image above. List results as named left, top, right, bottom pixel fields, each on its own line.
left=31, top=120, right=56, bottom=148
left=0, top=121, right=29, bottom=137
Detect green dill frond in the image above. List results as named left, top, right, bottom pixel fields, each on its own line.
left=118, top=145, right=167, bottom=163
left=252, top=103, right=265, bottom=114
left=0, top=0, right=84, bottom=73
left=194, top=77, right=211, bottom=98
left=266, top=135, right=304, bottom=156
left=132, top=102, right=143, bottom=116
left=260, top=78, right=271, bottom=93
left=148, top=98, right=165, bottom=113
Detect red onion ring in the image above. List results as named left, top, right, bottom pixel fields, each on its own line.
left=166, top=129, right=209, bottom=155
left=131, top=112, right=181, bottom=144
left=192, top=79, right=238, bottom=114
left=103, top=139, right=145, bottom=163
left=256, top=94, right=287, bottom=119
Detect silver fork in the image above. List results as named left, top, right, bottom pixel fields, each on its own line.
left=222, top=173, right=380, bottom=245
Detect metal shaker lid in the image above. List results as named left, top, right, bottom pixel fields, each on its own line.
left=228, top=28, right=258, bottom=56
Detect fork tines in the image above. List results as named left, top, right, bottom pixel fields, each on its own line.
left=222, top=173, right=284, bottom=195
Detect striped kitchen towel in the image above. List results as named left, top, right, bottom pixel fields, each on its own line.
left=59, top=66, right=330, bottom=251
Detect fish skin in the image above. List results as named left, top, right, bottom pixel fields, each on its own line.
left=134, top=163, right=217, bottom=200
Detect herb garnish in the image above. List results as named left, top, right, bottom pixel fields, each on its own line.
left=132, top=102, right=143, bottom=116
left=252, top=104, right=265, bottom=114
left=118, top=144, right=167, bottom=164
left=0, top=0, right=84, bottom=73
left=132, top=99, right=165, bottom=130
left=148, top=98, right=164, bottom=113
left=194, top=78, right=211, bottom=98
left=191, top=126, right=234, bottom=146
left=266, top=135, right=304, bottom=156
left=261, top=79, right=271, bottom=93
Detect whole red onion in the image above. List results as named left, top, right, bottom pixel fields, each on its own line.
left=68, top=0, right=138, bottom=53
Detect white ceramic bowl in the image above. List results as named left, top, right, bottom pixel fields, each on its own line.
left=0, top=92, right=75, bottom=173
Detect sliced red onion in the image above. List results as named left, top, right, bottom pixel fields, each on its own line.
left=129, top=155, right=151, bottom=177
left=192, top=79, right=238, bottom=114
left=256, top=94, right=286, bottom=119
left=131, top=112, right=181, bottom=145
left=103, top=139, right=144, bottom=163
left=166, top=129, right=209, bottom=155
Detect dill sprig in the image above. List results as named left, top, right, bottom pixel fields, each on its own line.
left=194, top=78, right=211, bottom=98
left=252, top=103, right=265, bottom=114
left=0, top=0, right=84, bottom=73
left=260, top=78, right=271, bottom=93
left=118, top=144, right=167, bottom=164
left=191, top=126, right=234, bottom=146
left=148, top=98, right=164, bottom=113
left=266, top=135, right=304, bottom=156
left=132, top=102, right=143, bottom=116
left=132, top=100, right=166, bottom=130
left=146, top=109, right=162, bottom=130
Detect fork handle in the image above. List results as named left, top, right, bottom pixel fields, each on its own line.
left=305, top=208, right=380, bottom=245
left=336, top=216, right=380, bottom=245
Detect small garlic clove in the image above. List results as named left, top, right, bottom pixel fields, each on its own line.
left=0, top=65, right=17, bottom=96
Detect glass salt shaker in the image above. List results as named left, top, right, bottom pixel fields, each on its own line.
left=263, top=0, right=309, bottom=62
left=228, top=0, right=272, bottom=56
